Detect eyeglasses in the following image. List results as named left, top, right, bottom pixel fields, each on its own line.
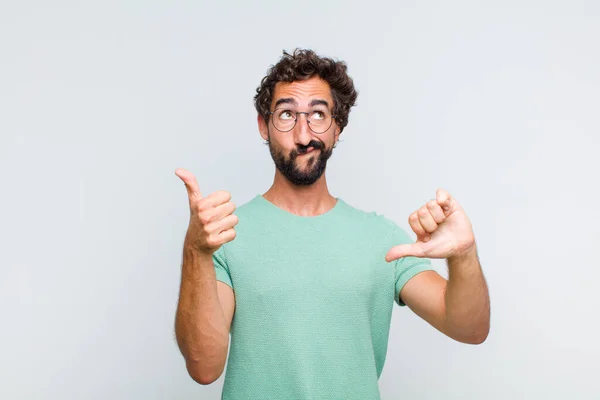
left=268, top=108, right=337, bottom=134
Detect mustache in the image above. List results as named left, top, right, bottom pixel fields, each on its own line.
left=295, top=140, right=325, bottom=155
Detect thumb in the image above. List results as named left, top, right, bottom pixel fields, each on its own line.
left=385, top=243, right=426, bottom=262
left=175, top=168, right=203, bottom=202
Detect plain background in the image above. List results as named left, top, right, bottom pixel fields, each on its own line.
left=1, top=1, right=599, bottom=399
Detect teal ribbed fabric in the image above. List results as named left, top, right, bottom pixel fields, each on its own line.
left=213, top=195, right=434, bottom=400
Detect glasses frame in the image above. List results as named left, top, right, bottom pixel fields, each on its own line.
left=267, top=108, right=338, bottom=134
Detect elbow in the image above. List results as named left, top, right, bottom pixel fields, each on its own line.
left=186, top=362, right=223, bottom=386
left=464, top=330, right=489, bottom=345
left=445, top=308, right=490, bottom=345
left=191, top=373, right=219, bottom=386
left=445, top=319, right=490, bottom=345
left=460, top=323, right=490, bottom=345
left=190, top=374, right=219, bottom=386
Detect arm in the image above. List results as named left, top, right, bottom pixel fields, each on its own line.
left=386, top=189, right=490, bottom=344
left=175, top=248, right=235, bottom=384
left=173, top=168, right=238, bottom=384
left=399, top=247, right=490, bottom=344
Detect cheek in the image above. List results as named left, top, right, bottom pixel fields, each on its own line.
left=271, top=138, right=294, bottom=155
left=324, top=135, right=336, bottom=149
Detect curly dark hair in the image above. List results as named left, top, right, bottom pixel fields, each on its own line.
left=254, top=48, right=358, bottom=134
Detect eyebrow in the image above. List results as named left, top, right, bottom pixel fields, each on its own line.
left=274, top=98, right=296, bottom=108
left=309, top=99, right=329, bottom=108
left=273, top=98, right=330, bottom=109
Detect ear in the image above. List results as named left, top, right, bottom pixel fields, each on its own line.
left=334, top=125, right=341, bottom=145
left=258, top=114, right=269, bottom=141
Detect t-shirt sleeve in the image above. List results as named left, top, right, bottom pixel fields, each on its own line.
left=212, top=246, right=233, bottom=289
left=389, top=225, right=436, bottom=307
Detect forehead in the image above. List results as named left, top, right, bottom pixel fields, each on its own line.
left=272, top=76, right=333, bottom=108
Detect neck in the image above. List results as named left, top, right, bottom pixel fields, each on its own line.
left=262, top=170, right=337, bottom=217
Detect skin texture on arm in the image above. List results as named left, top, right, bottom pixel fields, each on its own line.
left=387, top=189, right=490, bottom=344
left=173, top=168, right=238, bottom=385
left=175, top=249, right=236, bottom=384
left=399, top=249, right=490, bottom=344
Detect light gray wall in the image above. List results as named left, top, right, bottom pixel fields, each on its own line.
left=1, top=1, right=598, bottom=399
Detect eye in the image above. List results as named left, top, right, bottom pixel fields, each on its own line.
left=278, top=110, right=294, bottom=120
left=311, top=111, right=325, bottom=120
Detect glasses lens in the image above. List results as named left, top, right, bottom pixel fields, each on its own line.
left=273, top=109, right=296, bottom=132
left=307, top=110, right=332, bottom=134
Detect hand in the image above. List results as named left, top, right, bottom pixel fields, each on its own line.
left=175, top=168, right=238, bottom=255
left=385, top=188, right=475, bottom=262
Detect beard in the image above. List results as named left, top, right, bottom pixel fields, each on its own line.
left=267, top=134, right=334, bottom=186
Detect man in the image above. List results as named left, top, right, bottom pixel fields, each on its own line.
left=174, top=49, right=490, bottom=399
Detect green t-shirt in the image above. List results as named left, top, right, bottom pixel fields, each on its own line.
left=213, top=195, right=434, bottom=400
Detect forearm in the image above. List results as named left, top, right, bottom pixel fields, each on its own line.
left=443, top=247, right=490, bottom=344
left=175, top=247, right=229, bottom=380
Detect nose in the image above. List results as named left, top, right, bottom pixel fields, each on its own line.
left=293, top=113, right=312, bottom=146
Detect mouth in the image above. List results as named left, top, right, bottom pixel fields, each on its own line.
left=299, top=147, right=317, bottom=156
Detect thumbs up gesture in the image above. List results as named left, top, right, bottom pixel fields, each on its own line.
left=385, top=189, right=476, bottom=262
left=175, top=168, right=238, bottom=255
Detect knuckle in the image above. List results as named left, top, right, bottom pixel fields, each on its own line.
left=199, top=213, right=212, bottom=225
left=196, top=200, right=209, bottom=213
left=205, top=236, right=218, bottom=248
left=200, top=224, right=212, bottom=236
left=216, top=190, right=232, bottom=201
left=427, top=200, right=437, bottom=209
left=418, top=208, right=429, bottom=217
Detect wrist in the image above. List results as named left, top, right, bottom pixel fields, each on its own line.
left=183, top=244, right=214, bottom=260
left=448, top=244, right=478, bottom=265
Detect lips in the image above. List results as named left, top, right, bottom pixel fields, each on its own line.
left=298, top=148, right=315, bottom=156
left=299, top=147, right=317, bottom=155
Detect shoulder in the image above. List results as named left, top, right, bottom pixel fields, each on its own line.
left=229, top=195, right=266, bottom=224
left=232, top=195, right=261, bottom=214
left=339, top=199, right=418, bottom=247
left=337, top=199, right=401, bottom=237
